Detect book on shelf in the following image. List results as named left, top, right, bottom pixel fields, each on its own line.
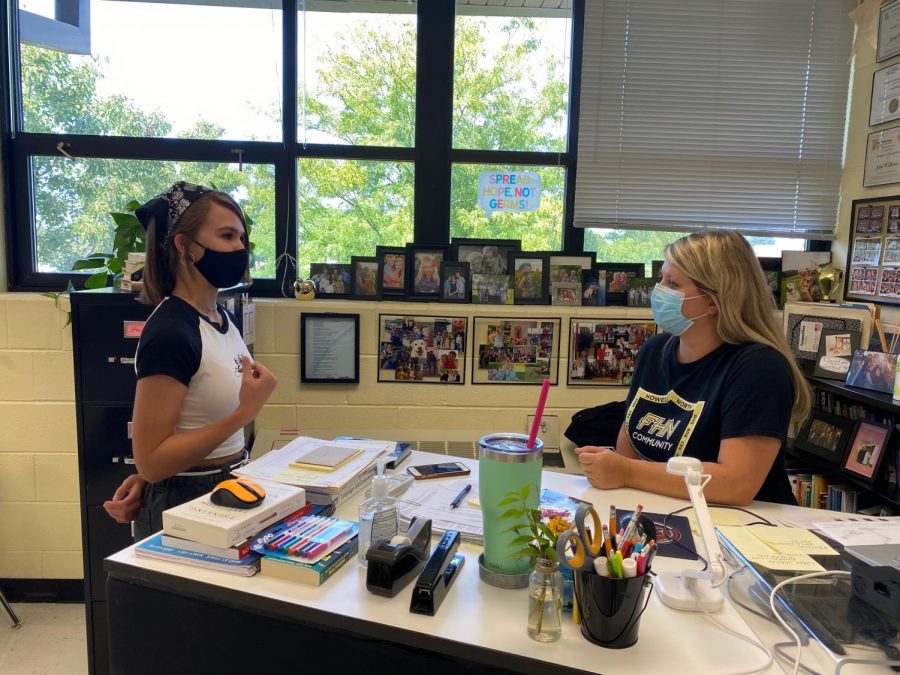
left=136, top=534, right=261, bottom=576
left=162, top=478, right=307, bottom=548
left=260, top=535, right=358, bottom=586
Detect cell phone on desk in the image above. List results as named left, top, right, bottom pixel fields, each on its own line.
left=407, top=462, right=470, bottom=480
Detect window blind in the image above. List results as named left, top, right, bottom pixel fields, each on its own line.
left=573, top=0, right=854, bottom=239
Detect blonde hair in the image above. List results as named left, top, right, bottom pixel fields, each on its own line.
left=664, top=230, right=811, bottom=424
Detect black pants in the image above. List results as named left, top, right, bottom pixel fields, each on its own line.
left=132, top=452, right=247, bottom=542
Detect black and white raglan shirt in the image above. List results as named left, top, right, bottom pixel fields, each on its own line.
left=623, top=333, right=796, bottom=504
left=135, top=296, right=251, bottom=461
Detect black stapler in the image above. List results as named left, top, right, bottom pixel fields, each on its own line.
left=365, top=517, right=432, bottom=598
left=409, top=530, right=464, bottom=616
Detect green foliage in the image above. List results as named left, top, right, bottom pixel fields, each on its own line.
left=498, top=484, right=559, bottom=564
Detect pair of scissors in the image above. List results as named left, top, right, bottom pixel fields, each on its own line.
left=555, top=504, right=603, bottom=571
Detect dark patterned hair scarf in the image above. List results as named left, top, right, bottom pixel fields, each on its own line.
left=135, top=181, right=213, bottom=246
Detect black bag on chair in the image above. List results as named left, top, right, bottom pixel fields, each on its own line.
left=564, top=400, right=626, bottom=448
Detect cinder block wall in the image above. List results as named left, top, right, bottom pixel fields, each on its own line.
left=0, top=293, right=641, bottom=579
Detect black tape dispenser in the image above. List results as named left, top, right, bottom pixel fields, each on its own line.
left=365, top=517, right=432, bottom=598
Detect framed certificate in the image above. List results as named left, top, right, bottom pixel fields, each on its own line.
left=871, top=64, right=900, bottom=126
left=879, top=0, right=900, bottom=63
left=300, top=312, right=360, bottom=384
left=864, top=127, right=900, bottom=188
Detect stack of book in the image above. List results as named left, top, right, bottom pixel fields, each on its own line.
left=120, top=252, right=145, bottom=293
left=136, top=478, right=307, bottom=576
left=236, top=436, right=392, bottom=507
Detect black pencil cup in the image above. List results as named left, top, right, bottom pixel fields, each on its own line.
left=574, top=571, right=652, bottom=649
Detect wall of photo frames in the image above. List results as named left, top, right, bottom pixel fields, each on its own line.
left=251, top=298, right=656, bottom=444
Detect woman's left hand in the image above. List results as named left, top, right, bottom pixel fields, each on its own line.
left=576, top=446, right=631, bottom=489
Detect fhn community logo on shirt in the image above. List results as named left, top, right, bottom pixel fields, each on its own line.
left=625, top=388, right=705, bottom=458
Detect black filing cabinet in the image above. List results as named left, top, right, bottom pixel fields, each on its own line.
left=72, top=288, right=250, bottom=675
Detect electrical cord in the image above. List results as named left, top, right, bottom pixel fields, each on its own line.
left=699, top=611, right=773, bottom=675
left=769, top=570, right=851, bottom=675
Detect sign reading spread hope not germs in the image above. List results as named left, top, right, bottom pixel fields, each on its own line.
left=477, top=171, right=541, bottom=215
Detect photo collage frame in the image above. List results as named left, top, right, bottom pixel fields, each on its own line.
left=377, top=314, right=467, bottom=384
left=471, top=317, right=561, bottom=384
left=846, top=195, right=900, bottom=306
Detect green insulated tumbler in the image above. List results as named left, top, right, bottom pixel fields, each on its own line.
left=480, top=433, right=543, bottom=575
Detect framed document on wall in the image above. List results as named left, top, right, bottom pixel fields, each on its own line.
left=300, top=313, right=360, bottom=384
left=864, top=127, right=900, bottom=188
left=879, top=0, right=900, bottom=63
left=871, top=64, right=900, bottom=126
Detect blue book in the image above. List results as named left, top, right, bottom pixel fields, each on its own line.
left=136, top=533, right=260, bottom=576
left=260, top=536, right=358, bottom=586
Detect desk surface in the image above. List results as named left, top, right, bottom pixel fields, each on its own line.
left=104, top=451, right=884, bottom=675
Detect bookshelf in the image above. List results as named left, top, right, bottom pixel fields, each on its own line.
left=788, top=375, right=900, bottom=512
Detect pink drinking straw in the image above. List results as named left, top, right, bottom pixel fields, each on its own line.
left=527, top=378, right=551, bottom=449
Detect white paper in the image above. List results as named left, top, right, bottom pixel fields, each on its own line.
left=395, top=478, right=484, bottom=543
left=798, top=320, right=822, bottom=353
left=236, top=436, right=390, bottom=489
left=812, top=519, right=900, bottom=547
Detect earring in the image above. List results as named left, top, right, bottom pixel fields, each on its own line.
left=179, top=254, right=188, bottom=266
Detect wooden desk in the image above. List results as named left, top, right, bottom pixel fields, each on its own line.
left=102, top=452, right=859, bottom=675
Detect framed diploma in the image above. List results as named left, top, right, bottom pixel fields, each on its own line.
left=864, top=127, right=900, bottom=187
left=300, top=312, right=360, bottom=384
left=871, top=64, right=900, bottom=126
left=879, top=0, right=900, bottom=63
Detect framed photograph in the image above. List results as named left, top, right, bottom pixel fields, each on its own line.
left=350, top=256, right=382, bottom=301
left=626, top=277, right=653, bottom=308
left=568, top=319, right=657, bottom=386
left=845, top=349, right=898, bottom=395
left=440, top=261, right=471, bottom=303
left=757, top=257, right=781, bottom=307
left=842, top=421, right=894, bottom=483
left=378, top=315, right=467, bottom=383
left=309, top=263, right=351, bottom=299
left=549, top=253, right=596, bottom=284
left=376, top=246, right=407, bottom=297
left=449, top=238, right=520, bottom=275
left=472, top=273, right=513, bottom=304
left=405, top=244, right=448, bottom=301
left=795, top=410, right=853, bottom=464
left=597, top=263, right=645, bottom=306
left=878, top=0, right=900, bottom=63
left=471, top=317, right=561, bottom=385
left=581, top=269, right=606, bottom=307
left=508, top=252, right=549, bottom=305
left=813, top=329, right=861, bottom=381
left=550, top=282, right=580, bottom=306
left=300, top=313, right=359, bottom=384
left=846, top=195, right=900, bottom=307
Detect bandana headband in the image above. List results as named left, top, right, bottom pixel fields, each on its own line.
left=135, top=181, right=213, bottom=246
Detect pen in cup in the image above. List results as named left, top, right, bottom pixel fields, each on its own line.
left=449, top=483, right=472, bottom=510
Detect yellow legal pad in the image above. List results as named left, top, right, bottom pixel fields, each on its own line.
left=717, top=525, right=838, bottom=572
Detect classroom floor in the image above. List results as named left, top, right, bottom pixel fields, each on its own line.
left=0, top=603, right=87, bottom=675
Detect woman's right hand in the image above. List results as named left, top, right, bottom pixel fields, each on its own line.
left=237, top=355, right=278, bottom=422
left=103, top=474, right=147, bottom=524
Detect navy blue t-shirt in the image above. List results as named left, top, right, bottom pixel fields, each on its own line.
left=624, top=333, right=796, bottom=504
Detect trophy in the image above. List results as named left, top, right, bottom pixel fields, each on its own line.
left=293, top=279, right=316, bottom=301
left=818, top=264, right=844, bottom=302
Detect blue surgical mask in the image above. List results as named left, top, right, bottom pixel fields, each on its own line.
left=651, top=284, right=708, bottom=336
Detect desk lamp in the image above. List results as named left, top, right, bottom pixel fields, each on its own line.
left=656, top=456, right=726, bottom=612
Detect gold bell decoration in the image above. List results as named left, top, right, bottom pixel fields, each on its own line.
left=818, top=264, right=844, bottom=303
left=293, top=279, right=316, bottom=301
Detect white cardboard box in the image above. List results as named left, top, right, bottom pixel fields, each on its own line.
left=162, top=478, right=306, bottom=548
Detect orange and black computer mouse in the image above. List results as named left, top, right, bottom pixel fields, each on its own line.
left=210, top=478, right=267, bottom=509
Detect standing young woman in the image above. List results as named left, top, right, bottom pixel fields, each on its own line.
left=577, top=230, right=810, bottom=505
left=102, top=182, right=278, bottom=539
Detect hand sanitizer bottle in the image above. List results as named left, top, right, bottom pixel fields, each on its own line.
left=358, top=460, right=399, bottom=566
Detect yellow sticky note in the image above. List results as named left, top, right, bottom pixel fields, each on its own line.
left=687, top=508, right=747, bottom=536
left=718, top=526, right=825, bottom=572
left=748, top=526, right=838, bottom=556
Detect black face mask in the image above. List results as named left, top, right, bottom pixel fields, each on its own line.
left=189, top=240, right=248, bottom=289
